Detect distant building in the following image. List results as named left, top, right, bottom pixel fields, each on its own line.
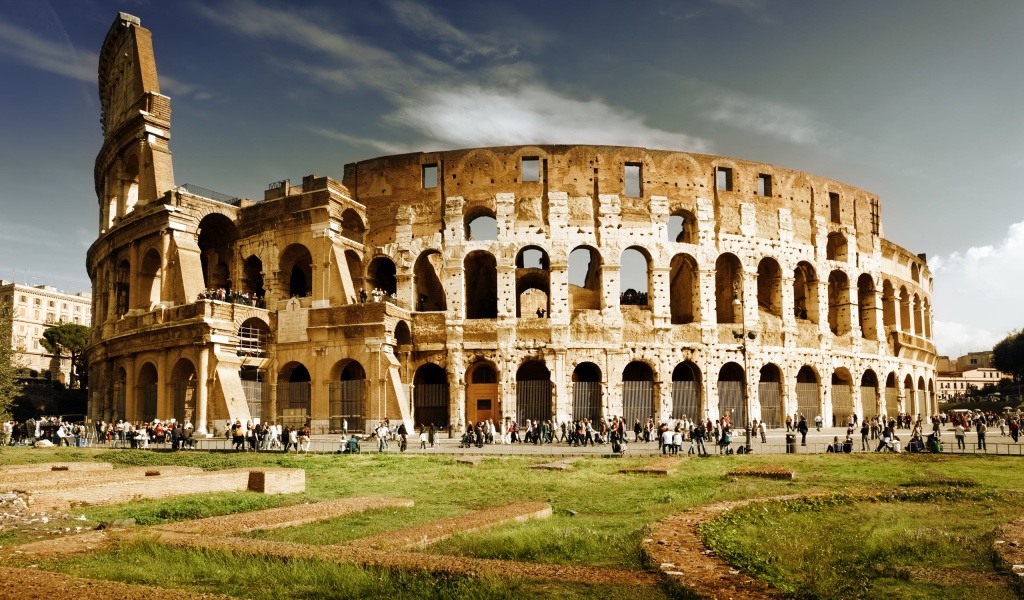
left=0, top=280, right=93, bottom=385
left=935, top=351, right=1005, bottom=401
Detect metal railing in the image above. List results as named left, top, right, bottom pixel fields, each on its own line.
left=180, top=183, right=239, bottom=205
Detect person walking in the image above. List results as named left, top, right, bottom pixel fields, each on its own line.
left=976, top=418, right=987, bottom=451
left=798, top=415, right=809, bottom=446
left=954, top=422, right=965, bottom=450
left=860, top=420, right=870, bottom=451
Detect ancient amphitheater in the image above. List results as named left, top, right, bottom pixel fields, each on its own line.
left=86, top=13, right=935, bottom=436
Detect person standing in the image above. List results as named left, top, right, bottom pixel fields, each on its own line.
left=798, top=415, right=809, bottom=446
left=976, top=418, right=987, bottom=451
left=954, top=422, right=965, bottom=450
left=860, top=420, right=870, bottom=451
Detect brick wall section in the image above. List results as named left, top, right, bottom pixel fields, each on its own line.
left=27, top=468, right=305, bottom=512
left=0, top=463, right=112, bottom=477
left=5, top=466, right=203, bottom=493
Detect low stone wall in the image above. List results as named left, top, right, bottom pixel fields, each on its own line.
left=6, top=466, right=203, bottom=493
left=0, top=462, right=112, bottom=478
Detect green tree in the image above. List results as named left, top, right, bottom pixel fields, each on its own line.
left=993, top=330, right=1024, bottom=399
left=40, top=323, right=90, bottom=389
left=0, top=304, right=24, bottom=419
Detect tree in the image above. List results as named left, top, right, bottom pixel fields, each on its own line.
left=993, top=330, right=1024, bottom=390
left=0, top=304, right=24, bottom=419
left=40, top=323, right=90, bottom=389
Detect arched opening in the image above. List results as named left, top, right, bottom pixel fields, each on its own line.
left=115, top=259, right=130, bottom=317
left=340, top=209, right=365, bottom=244
left=923, top=300, right=932, bottom=339
left=137, top=248, right=162, bottom=310
left=899, top=286, right=911, bottom=334
left=568, top=246, right=602, bottom=310
left=718, top=362, right=746, bottom=427
left=329, top=360, right=366, bottom=433
left=860, top=370, right=879, bottom=419
left=911, top=262, right=920, bottom=283
left=916, top=376, right=926, bottom=417
left=242, top=255, right=265, bottom=300
left=466, top=362, right=499, bottom=425
left=884, top=372, right=899, bottom=417
left=136, top=362, right=158, bottom=422
left=671, top=361, right=701, bottom=420
left=122, top=154, right=139, bottom=216
left=113, top=366, right=127, bottom=420
left=464, top=251, right=497, bottom=319
left=619, top=247, right=651, bottom=306
left=413, top=363, right=449, bottom=429
left=571, top=362, right=602, bottom=423
left=280, top=244, right=313, bottom=298
left=465, top=209, right=498, bottom=241
left=882, top=280, right=896, bottom=330
left=279, top=362, right=311, bottom=429
left=756, top=257, right=783, bottom=318
left=516, top=246, right=550, bottom=318
left=516, top=360, right=552, bottom=425
left=413, top=251, right=446, bottom=311
left=345, top=250, right=364, bottom=297
left=826, top=232, right=848, bottom=262
left=667, top=209, right=697, bottom=243
left=858, top=274, right=877, bottom=340
left=237, top=317, right=270, bottom=357
left=239, top=365, right=264, bottom=422
left=715, top=253, right=743, bottom=324
left=793, top=262, right=819, bottom=323
left=828, top=270, right=851, bottom=335
left=928, top=378, right=936, bottom=415
left=394, top=320, right=412, bottom=346
left=197, top=213, right=239, bottom=291
left=795, top=366, right=820, bottom=423
left=623, top=361, right=656, bottom=425
left=832, top=368, right=854, bottom=426
left=367, top=256, right=397, bottom=297
left=913, top=293, right=923, bottom=337
left=170, top=358, right=197, bottom=425
left=758, top=363, right=783, bottom=428
left=903, top=374, right=915, bottom=417
left=669, top=254, right=698, bottom=324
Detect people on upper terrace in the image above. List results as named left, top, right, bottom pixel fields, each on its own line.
left=197, top=288, right=266, bottom=308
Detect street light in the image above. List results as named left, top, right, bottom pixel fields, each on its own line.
left=732, top=281, right=756, bottom=454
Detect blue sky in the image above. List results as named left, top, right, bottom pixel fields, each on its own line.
left=1, top=0, right=1022, bottom=356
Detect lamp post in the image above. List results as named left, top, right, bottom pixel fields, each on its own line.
left=732, top=281, right=755, bottom=454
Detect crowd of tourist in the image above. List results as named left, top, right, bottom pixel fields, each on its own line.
left=197, top=288, right=266, bottom=308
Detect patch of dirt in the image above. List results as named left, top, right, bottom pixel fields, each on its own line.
left=994, top=516, right=1024, bottom=580
left=347, top=501, right=551, bottom=551
left=620, top=457, right=678, bottom=475
left=530, top=458, right=579, bottom=471
left=879, top=565, right=1007, bottom=586
left=157, top=497, right=414, bottom=535
left=727, top=465, right=794, bottom=480
left=0, top=566, right=234, bottom=599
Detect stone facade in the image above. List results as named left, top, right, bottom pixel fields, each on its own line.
left=0, top=280, right=92, bottom=384
left=85, top=14, right=936, bottom=436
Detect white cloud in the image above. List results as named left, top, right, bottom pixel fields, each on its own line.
left=390, top=84, right=711, bottom=152
left=701, top=90, right=822, bottom=145
left=0, top=20, right=96, bottom=82
left=929, top=220, right=1024, bottom=355
left=306, top=127, right=416, bottom=155
left=388, top=0, right=520, bottom=63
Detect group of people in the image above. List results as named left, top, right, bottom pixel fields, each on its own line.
left=226, top=420, right=313, bottom=452
left=1, top=416, right=92, bottom=447
left=197, top=288, right=266, bottom=308
left=90, top=419, right=198, bottom=450
left=359, top=288, right=397, bottom=304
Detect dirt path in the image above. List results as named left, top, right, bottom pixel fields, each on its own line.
left=5, top=530, right=113, bottom=561
left=347, top=500, right=551, bottom=550
left=0, top=566, right=235, bottom=599
left=157, top=497, right=414, bottom=535
left=994, top=516, right=1024, bottom=581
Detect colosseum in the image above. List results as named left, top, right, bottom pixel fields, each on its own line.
left=86, top=13, right=936, bottom=436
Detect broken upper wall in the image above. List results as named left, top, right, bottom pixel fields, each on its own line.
left=94, top=13, right=175, bottom=233
left=342, top=145, right=882, bottom=250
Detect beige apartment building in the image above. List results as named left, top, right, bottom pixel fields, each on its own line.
left=0, top=280, right=93, bottom=384
left=935, top=351, right=1007, bottom=401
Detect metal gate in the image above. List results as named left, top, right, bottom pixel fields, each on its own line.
left=796, top=382, right=820, bottom=422
left=718, top=381, right=746, bottom=427
left=671, top=381, right=699, bottom=420
left=241, top=380, right=263, bottom=420
left=860, top=386, right=878, bottom=418
left=832, top=385, right=853, bottom=425
left=572, top=381, right=601, bottom=423
left=622, top=381, right=655, bottom=425
left=141, top=384, right=157, bottom=422
left=884, top=387, right=899, bottom=417
left=414, top=384, right=449, bottom=429
left=279, top=381, right=310, bottom=428
left=171, top=381, right=197, bottom=425
left=517, top=380, right=552, bottom=425
left=329, top=380, right=365, bottom=433
left=758, top=382, right=783, bottom=428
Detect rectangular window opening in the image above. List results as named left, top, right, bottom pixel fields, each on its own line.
left=757, top=174, right=772, bottom=197
left=624, top=163, right=641, bottom=197
left=829, top=192, right=840, bottom=223
left=422, top=164, right=438, bottom=189
left=716, top=167, right=733, bottom=192
left=522, top=157, right=540, bottom=182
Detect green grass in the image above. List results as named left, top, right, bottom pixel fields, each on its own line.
left=3, top=446, right=1024, bottom=598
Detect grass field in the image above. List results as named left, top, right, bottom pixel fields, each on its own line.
left=1, top=446, right=1022, bottom=599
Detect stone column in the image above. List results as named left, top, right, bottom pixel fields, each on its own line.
left=196, top=347, right=210, bottom=434
left=123, top=355, right=135, bottom=421
left=156, top=351, right=168, bottom=420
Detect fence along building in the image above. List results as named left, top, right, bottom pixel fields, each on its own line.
left=86, top=13, right=937, bottom=436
